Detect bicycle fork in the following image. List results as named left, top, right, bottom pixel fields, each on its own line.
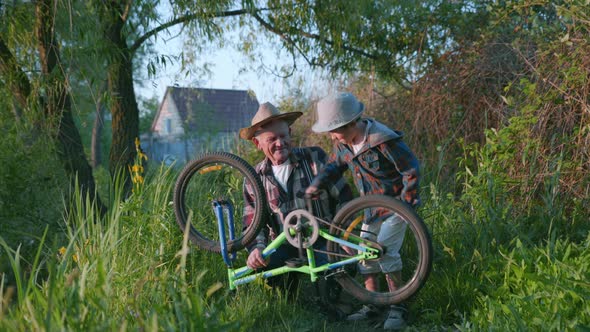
left=213, top=200, right=236, bottom=266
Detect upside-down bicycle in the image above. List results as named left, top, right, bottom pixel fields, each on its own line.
left=173, top=152, right=432, bottom=305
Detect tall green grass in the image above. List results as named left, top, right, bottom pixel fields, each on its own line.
left=1, top=149, right=589, bottom=331
left=415, top=182, right=590, bottom=330
left=0, top=164, right=329, bottom=331
left=411, top=134, right=590, bottom=330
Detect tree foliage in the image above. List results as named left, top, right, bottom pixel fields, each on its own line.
left=2, top=0, right=587, bottom=214
left=1, top=0, right=486, bottom=200
left=0, top=0, right=104, bottom=211
left=205, top=0, right=490, bottom=88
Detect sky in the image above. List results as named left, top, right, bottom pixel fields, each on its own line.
left=133, top=19, right=331, bottom=108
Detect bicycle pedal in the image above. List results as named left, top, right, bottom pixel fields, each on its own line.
left=285, top=258, right=306, bottom=268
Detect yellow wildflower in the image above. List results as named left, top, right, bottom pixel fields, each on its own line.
left=135, top=137, right=148, bottom=161
left=72, top=254, right=78, bottom=263
left=58, top=246, right=66, bottom=256
left=138, top=151, right=148, bottom=161
left=133, top=174, right=144, bottom=184
left=130, top=136, right=147, bottom=192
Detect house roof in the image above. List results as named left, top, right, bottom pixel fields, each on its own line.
left=152, top=86, right=259, bottom=133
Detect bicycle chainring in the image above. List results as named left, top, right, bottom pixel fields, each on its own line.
left=283, top=209, right=320, bottom=248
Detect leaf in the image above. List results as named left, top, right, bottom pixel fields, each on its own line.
left=507, top=304, right=527, bottom=331
left=206, top=282, right=223, bottom=298
left=442, top=243, right=455, bottom=260
left=559, top=33, right=569, bottom=43
left=500, top=95, right=510, bottom=105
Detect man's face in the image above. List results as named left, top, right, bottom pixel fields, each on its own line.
left=253, top=120, right=292, bottom=165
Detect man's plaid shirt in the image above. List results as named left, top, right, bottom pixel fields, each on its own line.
left=310, top=119, right=420, bottom=217
left=242, top=146, right=352, bottom=251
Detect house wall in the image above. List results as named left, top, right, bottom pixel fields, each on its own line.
left=146, top=87, right=258, bottom=167
left=152, top=94, right=185, bottom=139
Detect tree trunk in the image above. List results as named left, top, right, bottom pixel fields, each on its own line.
left=35, top=0, right=105, bottom=212
left=101, top=1, right=140, bottom=193
left=107, top=52, right=139, bottom=180
left=91, top=98, right=104, bottom=168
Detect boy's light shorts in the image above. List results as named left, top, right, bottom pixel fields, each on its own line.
left=358, top=213, right=407, bottom=274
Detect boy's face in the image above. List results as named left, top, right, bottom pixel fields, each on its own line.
left=253, top=120, right=292, bottom=165
left=329, top=123, right=358, bottom=145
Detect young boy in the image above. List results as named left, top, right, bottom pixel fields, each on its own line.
left=305, top=92, right=420, bottom=330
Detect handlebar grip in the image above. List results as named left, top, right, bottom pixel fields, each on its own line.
left=261, top=248, right=276, bottom=259
left=296, top=189, right=325, bottom=199
left=297, top=189, right=324, bottom=212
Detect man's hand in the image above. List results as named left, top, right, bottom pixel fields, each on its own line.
left=246, top=247, right=269, bottom=270
left=305, top=185, right=319, bottom=196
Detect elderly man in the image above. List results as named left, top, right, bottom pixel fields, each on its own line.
left=239, top=102, right=352, bottom=278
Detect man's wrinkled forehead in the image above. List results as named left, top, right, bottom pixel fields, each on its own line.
left=254, top=120, right=290, bottom=138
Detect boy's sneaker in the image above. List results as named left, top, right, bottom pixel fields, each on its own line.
left=346, top=304, right=379, bottom=321
left=383, top=305, right=407, bottom=330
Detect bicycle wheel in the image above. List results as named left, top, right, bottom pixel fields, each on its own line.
left=173, top=152, right=267, bottom=253
left=327, top=195, right=432, bottom=305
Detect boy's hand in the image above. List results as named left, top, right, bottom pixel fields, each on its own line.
left=305, top=185, right=319, bottom=196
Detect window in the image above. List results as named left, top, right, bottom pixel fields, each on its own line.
left=165, top=118, right=172, bottom=134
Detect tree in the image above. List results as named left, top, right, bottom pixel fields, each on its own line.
left=0, top=0, right=104, bottom=211
left=138, top=95, right=159, bottom=135
left=92, top=0, right=485, bottom=190
left=3, top=0, right=487, bottom=199
left=93, top=1, right=249, bottom=191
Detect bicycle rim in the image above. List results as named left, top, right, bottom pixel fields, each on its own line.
left=327, top=195, right=432, bottom=305
left=173, top=152, right=266, bottom=253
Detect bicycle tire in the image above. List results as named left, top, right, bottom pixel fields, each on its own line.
left=173, top=152, right=267, bottom=253
left=327, top=195, right=432, bottom=305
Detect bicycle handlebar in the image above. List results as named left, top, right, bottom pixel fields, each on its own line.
left=296, top=189, right=326, bottom=212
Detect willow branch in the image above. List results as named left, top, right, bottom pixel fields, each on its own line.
left=251, top=12, right=378, bottom=61
left=131, top=9, right=249, bottom=53
left=0, top=37, right=32, bottom=109
left=250, top=12, right=318, bottom=67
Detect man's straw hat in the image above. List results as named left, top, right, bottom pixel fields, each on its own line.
left=239, top=102, right=302, bottom=140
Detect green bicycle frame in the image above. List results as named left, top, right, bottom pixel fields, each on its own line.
left=227, top=228, right=380, bottom=290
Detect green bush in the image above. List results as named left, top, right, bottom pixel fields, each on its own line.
left=463, top=235, right=590, bottom=331
left=0, top=163, right=326, bottom=331
left=0, top=119, right=67, bottom=284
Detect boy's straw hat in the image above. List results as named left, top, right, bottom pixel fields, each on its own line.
left=312, top=92, right=364, bottom=133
